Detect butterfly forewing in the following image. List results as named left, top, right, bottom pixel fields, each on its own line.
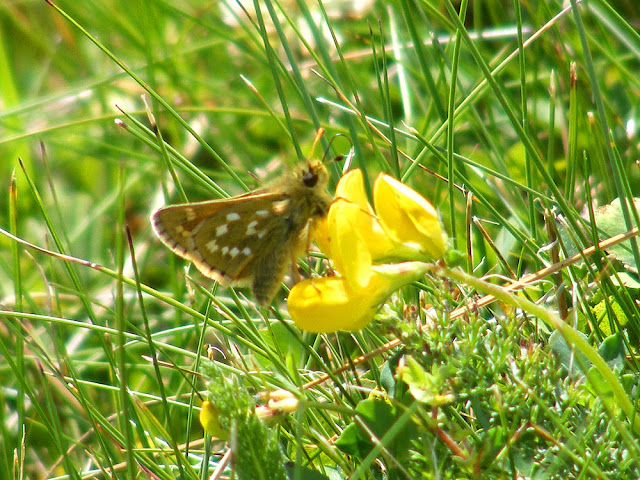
left=151, top=191, right=289, bottom=285
left=151, top=156, right=334, bottom=305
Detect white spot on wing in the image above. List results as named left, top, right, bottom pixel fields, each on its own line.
left=246, top=220, right=259, bottom=235
left=257, top=230, right=267, bottom=239
left=206, top=240, right=219, bottom=252
left=255, top=210, right=269, bottom=217
left=216, top=224, right=229, bottom=236
left=229, top=247, right=240, bottom=258
left=242, top=247, right=251, bottom=256
left=185, top=208, right=197, bottom=221
left=221, top=246, right=229, bottom=255
left=272, top=199, right=290, bottom=214
left=226, top=212, right=241, bottom=221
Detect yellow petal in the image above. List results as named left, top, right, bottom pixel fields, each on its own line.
left=335, top=169, right=373, bottom=212
left=329, top=201, right=372, bottom=288
left=373, top=174, right=447, bottom=260
left=312, top=170, right=374, bottom=281
left=288, top=262, right=430, bottom=333
left=314, top=170, right=378, bottom=277
left=331, top=169, right=396, bottom=262
left=288, top=277, right=375, bottom=332
left=311, top=215, right=331, bottom=259
left=200, top=400, right=228, bottom=440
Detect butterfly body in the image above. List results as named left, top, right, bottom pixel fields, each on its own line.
left=151, top=159, right=332, bottom=306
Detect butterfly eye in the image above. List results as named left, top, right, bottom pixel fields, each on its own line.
left=302, top=168, right=319, bottom=188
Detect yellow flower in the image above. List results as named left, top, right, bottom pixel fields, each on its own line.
left=314, top=170, right=388, bottom=287
left=315, top=170, right=446, bottom=268
left=291, top=169, right=446, bottom=333
left=200, top=400, right=228, bottom=440
left=373, top=173, right=447, bottom=260
left=289, top=262, right=430, bottom=333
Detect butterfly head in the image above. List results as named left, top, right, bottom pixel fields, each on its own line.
left=294, top=158, right=330, bottom=191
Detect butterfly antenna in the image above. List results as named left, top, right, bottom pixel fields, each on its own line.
left=322, top=133, right=353, bottom=166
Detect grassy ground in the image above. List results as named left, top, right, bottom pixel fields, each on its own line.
left=1, top=0, right=640, bottom=479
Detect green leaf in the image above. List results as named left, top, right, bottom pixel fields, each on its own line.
left=334, top=423, right=365, bottom=456
left=594, top=197, right=640, bottom=270
left=592, top=296, right=629, bottom=336
left=379, top=353, right=401, bottom=399
left=609, top=272, right=640, bottom=289
left=598, top=332, right=625, bottom=370
left=549, top=330, right=591, bottom=376
left=261, top=321, right=305, bottom=367
left=396, top=356, right=454, bottom=406
left=355, top=397, right=397, bottom=440
left=335, top=398, right=397, bottom=459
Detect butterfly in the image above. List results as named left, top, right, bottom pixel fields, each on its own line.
left=150, top=157, right=333, bottom=306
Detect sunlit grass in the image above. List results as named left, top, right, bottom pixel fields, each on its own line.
left=1, top=0, right=640, bottom=478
